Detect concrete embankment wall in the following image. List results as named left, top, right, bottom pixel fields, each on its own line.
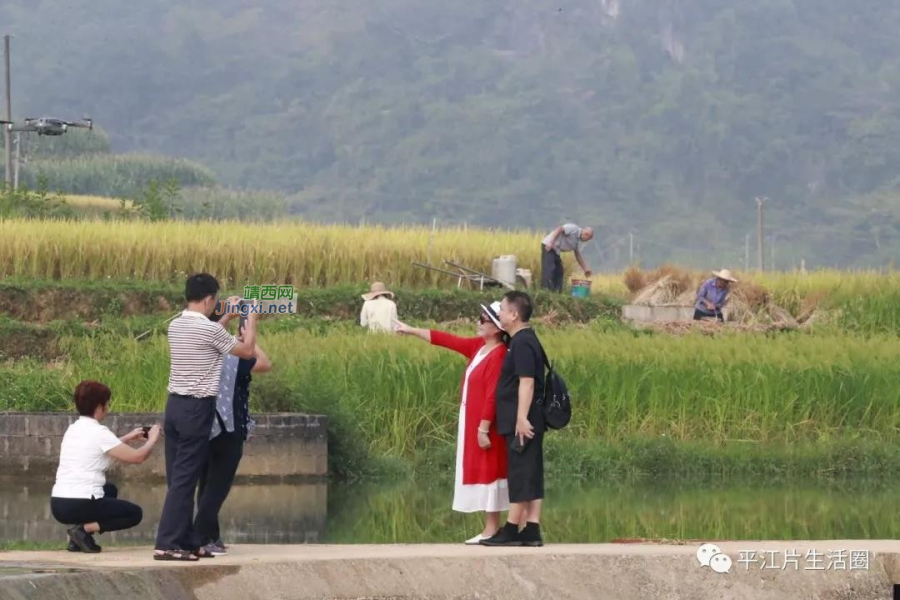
left=0, top=412, right=328, bottom=480
left=1, top=544, right=899, bottom=600
left=0, top=481, right=327, bottom=545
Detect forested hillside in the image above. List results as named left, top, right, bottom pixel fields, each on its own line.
left=2, top=0, right=900, bottom=267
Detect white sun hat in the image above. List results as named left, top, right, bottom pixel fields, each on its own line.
left=479, top=301, right=505, bottom=331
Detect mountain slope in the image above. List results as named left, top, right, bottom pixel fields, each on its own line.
left=2, top=0, right=900, bottom=267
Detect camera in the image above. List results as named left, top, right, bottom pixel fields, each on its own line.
left=238, top=298, right=251, bottom=333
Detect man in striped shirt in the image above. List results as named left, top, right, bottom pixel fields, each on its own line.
left=154, top=273, right=258, bottom=562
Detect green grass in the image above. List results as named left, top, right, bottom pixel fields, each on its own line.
left=6, top=321, right=899, bottom=479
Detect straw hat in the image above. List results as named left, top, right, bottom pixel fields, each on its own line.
left=712, top=269, right=738, bottom=283
left=362, top=282, right=395, bottom=301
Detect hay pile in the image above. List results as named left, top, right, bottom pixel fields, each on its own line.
left=636, top=319, right=797, bottom=336
left=625, top=265, right=696, bottom=306
left=624, top=266, right=813, bottom=331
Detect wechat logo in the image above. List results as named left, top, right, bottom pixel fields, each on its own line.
left=697, top=543, right=732, bottom=574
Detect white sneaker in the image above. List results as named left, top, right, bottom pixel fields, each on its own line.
left=464, top=534, right=485, bottom=545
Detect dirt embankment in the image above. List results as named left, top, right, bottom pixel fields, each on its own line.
left=0, top=287, right=176, bottom=324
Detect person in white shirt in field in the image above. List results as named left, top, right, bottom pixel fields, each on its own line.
left=50, top=380, right=161, bottom=553
left=360, top=282, right=398, bottom=333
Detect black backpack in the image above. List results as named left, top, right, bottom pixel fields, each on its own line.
left=536, top=343, right=571, bottom=430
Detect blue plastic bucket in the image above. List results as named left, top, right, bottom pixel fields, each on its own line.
left=571, top=279, right=592, bottom=298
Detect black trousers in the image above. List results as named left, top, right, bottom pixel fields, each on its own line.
left=693, top=308, right=724, bottom=322
left=50, top=484, right=143, bottom=534
left=194, top=429, right=244, bottom=544
left=155, top=393, right=216, bottom=551
left=540, top=245, right=564, bottom=293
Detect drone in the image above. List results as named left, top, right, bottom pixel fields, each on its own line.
left=3, top=117, right=93, bottom=136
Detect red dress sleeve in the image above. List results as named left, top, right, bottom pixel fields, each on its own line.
left=430, top=330, right=483, bottom=360
left=479, top=346, right=504, bottom=422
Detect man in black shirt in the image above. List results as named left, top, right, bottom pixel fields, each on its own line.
left=481, top=291, right=546, bottom=547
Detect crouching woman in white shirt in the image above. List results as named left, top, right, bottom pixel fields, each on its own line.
left=50, top=380, right=161, bottom=553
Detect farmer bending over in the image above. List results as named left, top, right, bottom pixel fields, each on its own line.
left=540, top=224, right=593, bottom=293
left=693, top=269, right=737, bottom=321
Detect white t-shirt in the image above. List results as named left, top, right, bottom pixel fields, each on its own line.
left=51, top=417, right=123, bottom=499
left=360, top=297, right=398, bottom=333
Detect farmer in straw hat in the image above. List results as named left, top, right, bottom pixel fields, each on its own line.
left=694, top=269, right=738, bottom=322
left=360, top=282, right=398, bottom=333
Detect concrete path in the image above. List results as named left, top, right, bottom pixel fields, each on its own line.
left=2, top=540, right=900, bottom=569
left=1, top=542, right=899, bottom=599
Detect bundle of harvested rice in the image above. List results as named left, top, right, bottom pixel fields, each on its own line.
left=631, top=275, right=696, bottom=306
left=623, top=266, right=646, bottom=294
left=731, top=281, right=769, bottom=310
left=626, top=265, right=700, bottom=305
left=797, top=290, right=827, bottom=324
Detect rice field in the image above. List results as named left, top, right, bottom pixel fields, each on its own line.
left=0, top=217, right=896, bottom=478
left=0, top=218, right=895, bottom=297
left=7, top=323, right=898, bottom=474
left=0, top=219, right=544, bottom=287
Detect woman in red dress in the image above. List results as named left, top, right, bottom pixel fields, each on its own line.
left=394, top=302, right=509, bottom=544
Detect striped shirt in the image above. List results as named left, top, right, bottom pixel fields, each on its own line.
left=167, top=310, right=238, bottom=398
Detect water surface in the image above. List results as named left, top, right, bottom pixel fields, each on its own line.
left=3, top=478, right=898, bottom=547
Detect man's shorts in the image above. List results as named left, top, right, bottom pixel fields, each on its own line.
left=505, top=432, right=544, bottom=503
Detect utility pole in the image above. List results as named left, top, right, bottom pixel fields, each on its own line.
left=12, top=132, right=19, bottom=189
left=629, top=232, right=634, bottom=264
left=755, top=196, right=767, bottom=271
left=770, top=234, right=776, bottom=272
left=426, top=217, right=437, bottom=265
left=4, top=35, right=11, bottom=186
left=744, top=234, right=750, bottom=272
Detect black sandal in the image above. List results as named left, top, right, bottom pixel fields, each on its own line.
left=153, top=549, right=199, bottom=561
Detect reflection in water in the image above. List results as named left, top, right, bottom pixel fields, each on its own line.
left=0, top=479, right=326, bottom=546
left=4, top=478, right=900, bottom=546
left=325, top=480, right=900, bottom=544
